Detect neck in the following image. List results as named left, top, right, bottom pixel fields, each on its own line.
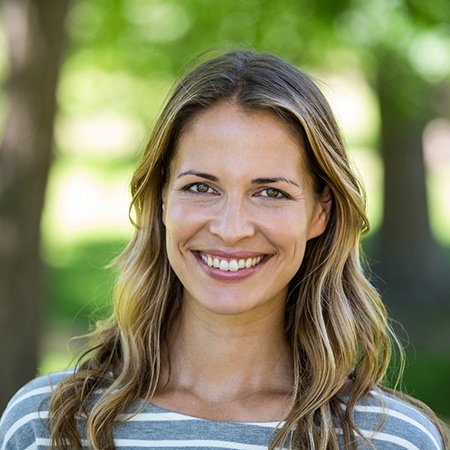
left=160, top=299, right=293, bottom=403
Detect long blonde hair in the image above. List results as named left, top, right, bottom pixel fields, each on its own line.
left=49, top=50, right=449, bottom=449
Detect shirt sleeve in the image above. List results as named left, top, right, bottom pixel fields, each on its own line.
left=350, top=389, right=446, bottom=450
left=0, top=371, right=72, bottom=450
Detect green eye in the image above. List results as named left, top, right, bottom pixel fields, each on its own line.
left=189, top=183, right=212, bottom=193
left=262, top=188, right=283, bottom=198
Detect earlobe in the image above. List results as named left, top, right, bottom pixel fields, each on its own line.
left=307, top=185, right=332, bottom=240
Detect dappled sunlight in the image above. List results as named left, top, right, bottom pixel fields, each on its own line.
left=42, top=66, right=173, bottom=254
left=409, top=29, right=450, bottom=83
left=56, top=172, right=129, bottom=233
left=319, top=70, right=383, bottom=233
left=42, top=165, right=132, bottom=251
left=58, top=65, right=173, bottom=123
left=320, top=69, right=379, bottom=146
left=350, top=149, right=384, bottom=233
left=424, top=119, right=450, bottom=245
left=424, top=118, right=450, bottom=174
left=55, top=113, right=146, bottom=158
left=123, top=0, right=191, bottom=43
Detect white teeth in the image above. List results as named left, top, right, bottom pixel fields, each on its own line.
left=201, top=253, right=264, bottom=272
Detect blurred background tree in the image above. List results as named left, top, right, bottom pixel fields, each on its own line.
left=1, top=0, right=449, bottom=416
left=341, top=0, right=450, bottom=341
left=0, top=0, right=72, bottom=412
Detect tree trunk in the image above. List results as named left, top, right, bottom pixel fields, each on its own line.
left=0, top=0, right=71, bottom=412
left=374, top=49, right=450, bottom=346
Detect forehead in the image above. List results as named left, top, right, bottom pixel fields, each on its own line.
left=171, top=103, right=307, bottom=174
left=179, top=102, right=302, bottom=144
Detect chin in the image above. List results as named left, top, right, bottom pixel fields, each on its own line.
left=183, top=286, right=287, bottom=319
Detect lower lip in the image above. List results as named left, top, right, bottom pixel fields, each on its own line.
left=194, top=252, right=269, bottom=281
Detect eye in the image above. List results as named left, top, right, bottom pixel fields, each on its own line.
left=186, top=182, right=215, bottom=194
left=260, top=187, right=286, bottom=199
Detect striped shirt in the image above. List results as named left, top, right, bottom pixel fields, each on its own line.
left=0, top=370, right=444, bottom=449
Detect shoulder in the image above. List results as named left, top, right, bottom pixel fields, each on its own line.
left=0, top=370, right=74, bottom=450
left=350, top=388, right=445, bottom=450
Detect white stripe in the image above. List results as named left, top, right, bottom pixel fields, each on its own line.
left=114, top=440, right=272, bottom=449
left=36, top=438, right=90, bottom=448
left=354, top=405, right=441, bottom=450
left=359, top=429, right=422, bottom=450
left=120, top=412, right=202, bottom=422
left=242, top=421, right=282, bottom=428
left=35, top=439, right=52, bottom=448
left=0, top=413, right=49, bottom=450
left=0, top=370, right=74, bottom=427
left=35, top=438, right=288, bottom=450
left=23, top=442, right=40, bottom=450
left=371, top=390, right=426, bottom=418
left=120, top=412, right=281, bottom=428
left=0, top=387, right=52, bottom=423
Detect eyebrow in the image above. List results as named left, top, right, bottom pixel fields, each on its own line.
left=177, top=171, right=218, bottom=181
left=177, top=171, right=300, bottom=188
left=251, top=177, right=300, bottom=188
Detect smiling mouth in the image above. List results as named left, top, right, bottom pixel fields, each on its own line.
left=199, top=253, right=264, bottom=272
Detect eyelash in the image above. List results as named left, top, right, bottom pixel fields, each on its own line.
left=184, top=183, right=291, bottom=200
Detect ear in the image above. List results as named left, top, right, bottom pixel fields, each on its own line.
left=307, top=185, right=332, bottom=240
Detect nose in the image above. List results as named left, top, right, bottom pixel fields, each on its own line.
left=209, top=196, right=256, bottom=244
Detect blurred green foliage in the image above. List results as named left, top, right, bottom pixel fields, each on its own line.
left=43, top=240, right=123, bottom=327
left=402, top=354, right=450, bottom=422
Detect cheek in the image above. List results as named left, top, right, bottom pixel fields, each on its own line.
left=166, top=200, right=195, bottom=227
left=265, top=210, right=309, bottom=242
left=164, top=200, right=208, bottom=245
left=270, top=216, right=309, bottom=263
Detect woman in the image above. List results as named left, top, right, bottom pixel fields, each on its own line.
left=1, top=50, right=449, bottom=450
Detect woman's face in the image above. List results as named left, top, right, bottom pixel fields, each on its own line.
left=162, top=102, right=330, bottom=320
